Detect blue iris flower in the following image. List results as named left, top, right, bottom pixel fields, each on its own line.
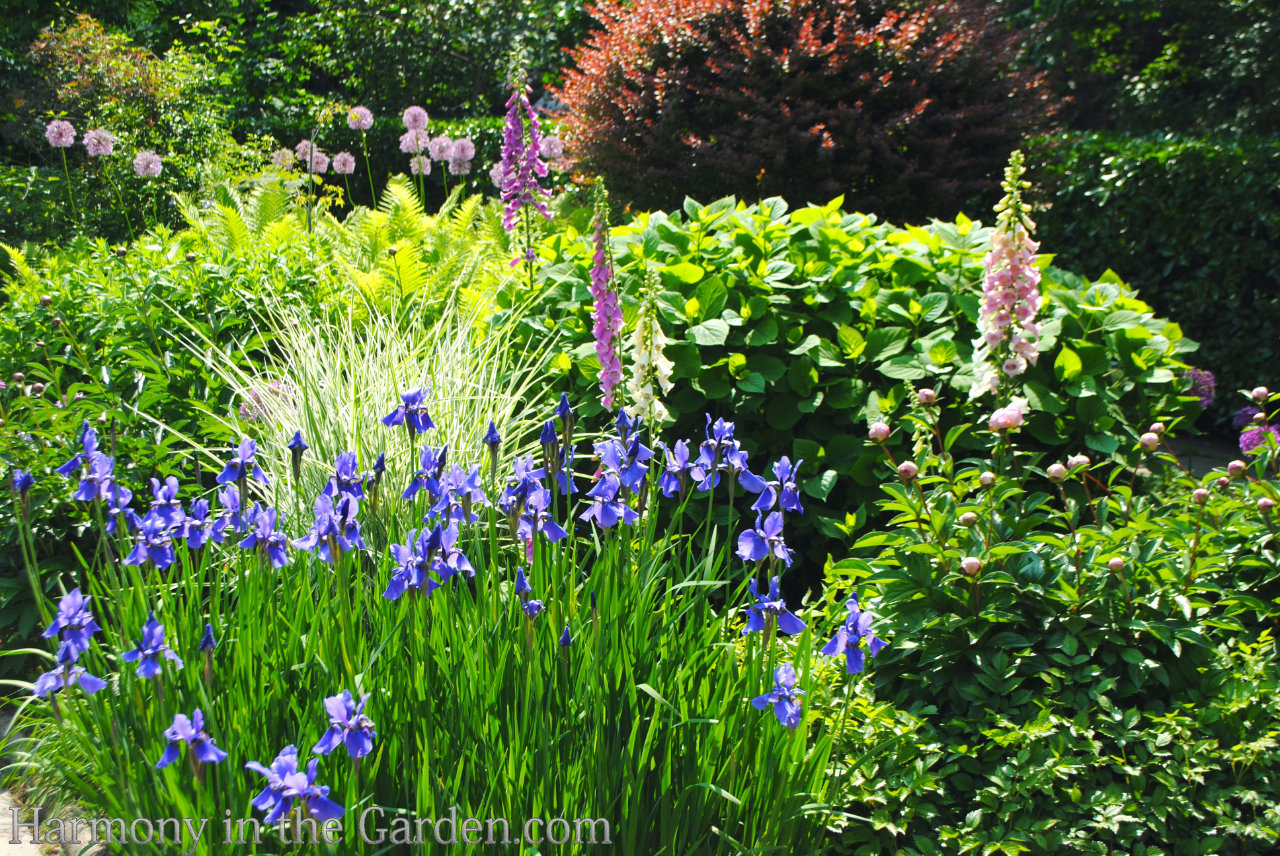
left=751, top=663, right=805, bottom=729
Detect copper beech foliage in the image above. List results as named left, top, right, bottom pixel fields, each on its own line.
left=555, top=0, right=1062, bottom=221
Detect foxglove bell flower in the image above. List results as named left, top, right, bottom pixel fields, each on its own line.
left=741, top=576, right=806, bottom=636
left=122, top=612, right=184, bottom=678
left=155, top=709, right=229, bottom=769
left=216, top=439, right=268, bottom=488
left=751, top=663, right=805, bottom=729
left=737, top=513, right=794, bottom=567
left=383, top=387, right=435, bottom=438
left=246, top=746, right=344, bottom=825
left=313, top=691, right=377, bottom=759
left=820, top=595, right=887, bottom=674
left=239, top=506, right=291, bottom=568
left=499, top=75, right=552, bottom=232
left=42, top=588, right=100, bottom=656
left=589, top=200, right=623, bottom=407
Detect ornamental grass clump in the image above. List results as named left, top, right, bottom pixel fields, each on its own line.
left=5, top=374, right=885, bottom=853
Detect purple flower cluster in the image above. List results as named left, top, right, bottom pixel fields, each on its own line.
left=499, top=76, right=553, bottom=233
left=1184, top=367, right=1216, bottom=408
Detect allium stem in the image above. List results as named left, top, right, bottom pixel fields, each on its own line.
left=60, top=148, right=80, bottom=228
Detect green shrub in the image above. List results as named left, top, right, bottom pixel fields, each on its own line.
left=822, top=390, right=1280, bottom=853
left=515, top=195, right=1200, bottom=572
left=1029, top=132, right=1280, bottom=425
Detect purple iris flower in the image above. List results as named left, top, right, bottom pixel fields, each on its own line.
left=498, top=456, right=546, bottom=517
left=292, top=494, right=364, bottom=563
left=55, top=421, right=98, bottom=476
left=724, top=444, right=767, bottom=494
left=556, top=393, right=574, bottom=431
left=821, top=595, right=887, bottom=674
left=13, top=469, right=35, bottom=496
left=382, top=387, right=435, bottom=437
left=148, top=476, right=184, bottom=527
left=104, top=484, right=134, bottom=536
left=122, top=612, right=184, bottom=678
left=313, top=691, right=377, bottom=759
left=751, top=663, right=805, bottom=729
left=403, top=445, right=448, bottom=501
left=124, top=512, right=178, bottom=569
left=515, top=566, right=531, bottom=601
left=596, top=436, right=652, bottom=493
left=72, top=453, right=116, bottom=502
left=42, top=588, right=100, bottom=656
left=737, top=512, right=795, bottom=567
left=239, top=506, right=291, bottom=568
left=656, top=440, right=691, bottom=498
left=180, top=499, right=213, bottom=550
left=517, top=487, right=570, bottom=553
left=199, top=624, right=217, bottom=652
left=323, top=451, right=366, bottom=499
left=435, top=520, right=474, bottom=580
left=556, top=444, right=578, bottom=497
left=753, top=457, right=805, bottom=514
left=559, top=625, right=572, bottom=648
left=246, top=746, right=344, bottom=825
left=288, top=430, right=309, bottom=481
left=209, top=484, right=246, bottom=543
left=741, top=576, right=806, bottom=636
left=580, top=473, right=638, bottom=528
left=384, top=526, right=442, bottom=600
left=614, top=409, right=634, bottom=443
left=521, top=599, right=544, bottom=620
left=691, top=416, right=735, bottom=490
left=155, top=709, right=229, bottom=769
left=430, top=465, right=489, bottom=523
left=33, top=642, right=107, bottom=698
left=216, top=438, right=268, bottom=487
left=483, top=420, right=502, bottom=479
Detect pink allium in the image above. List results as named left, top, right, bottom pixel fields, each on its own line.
left=399, top=129, right=429, bottom=154
left=295, top=139, right=317, bottom=160
left=450, top=138, right=475, bottom=162
left=588, top=204, right=623, bottom=407
left=45, top=119, right=75, bottom=148
left=83, top=128, right=116, bottom=157
left=402, top=106, right=429, bottom=131
left=132, top=150, right=162, bottom=178
left=539, top=136, right=564, bottom=160
left=309, top=151, right=330, bottom=174
left=271, top=148, right=294, bottom=170
left=409, top=155, right=430, bottom=176
left=447, top=159, right=470, bottom=176
left=348, top=106, right=373, bottom=131
left=332, top=152, right=356, bottom=175
left=428, top=136, right=454, bottom=161
left=488, top=162, right=503, bottom=189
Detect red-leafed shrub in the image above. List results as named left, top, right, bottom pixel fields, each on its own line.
left=555, top=0, right=1061, bottom=221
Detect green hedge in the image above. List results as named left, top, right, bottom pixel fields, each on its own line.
left=1029, top=132, right=1280, bottom=422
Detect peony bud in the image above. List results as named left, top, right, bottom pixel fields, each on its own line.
left=1046, top=463, right=1068, bottom=482
left=11, top=372, right=24, bottom=382
left=958, top=512, right=978, bottom=526
left=1139, top=432, right=1159, bottom=451
left=39, top=295, right=52, bottom=307
left=869, top=422, right=890, bottom=443
left=1067, top=454, right=1090, bottom=470
left=1227, top=460, right=1246, bottom=478
left=1148, top=422, right=1165, bottom=435
left=1254, top=412, right=1267, bottom=424
left=917, top=388, right=937, bottom=406
left=1216, top=476, right=1230, bottom=490
left=185, top=252, right=197, bottom=263
left=51, top=317, right=61, bottom=329
left=31, top=382, right=45, bottom=395
left=1252, top=386, right=1269, bottom=403
left=897, top=461, right=919, bottom=481
left=387, top=246, right=398, bottom=258
left=979, top=471, right=995, bottom=487
left=1107, top=557, right=1124, bottom=573
left=960, top=556, right=981, bottom=576
left=1259, top=497, right=1274, bottom=514
left=1192, top=488, right=1210, bottom=505
left=115, top=247, right=126, bottom=259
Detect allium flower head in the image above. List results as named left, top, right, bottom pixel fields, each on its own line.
left=83, top=129, right=115, bottom=157
left=451, top=138, right=475, bottom=162
left=1184, top=367, right=1215, bottom=407
left=539, top=136, right=564, bottom=161
left=348, top=106, right=373, bottom=131
left=428, top=136, right=454, bottom=160
left=309, top=151, right=330, bottom=174
left=133, top=150, right=163, bottom=178
left=751, top=663, right=805, bottom=729
left=448, top=158, right=470, bottom=176
left=409, top=155, right=430, bottom=176
left=1241, top=425, right=1280, bottom=455
left=271, top=148, right=294, bottom=170
left=402, top=106, right=429, bottom=131
left=313, top=691, right=377, bottom=759
left=332, top=151, right=356, bottom=175
left=45, top=120, right=75, bottom=148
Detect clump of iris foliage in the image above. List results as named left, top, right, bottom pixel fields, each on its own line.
left=4, top=359, right=884, bottom=853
